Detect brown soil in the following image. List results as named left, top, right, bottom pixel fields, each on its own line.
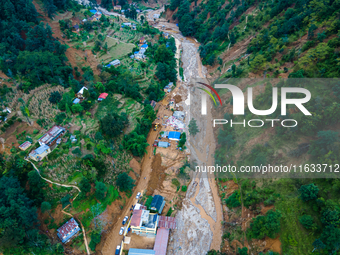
left=173, top=94, right=182, bottom=104
left=129, top=158, right=141, bottom=175
left=261, top=204, right=275, bottom=215
left=145, top=153, right=166, bottom=196
left=264, top=236, right=282, bottom=254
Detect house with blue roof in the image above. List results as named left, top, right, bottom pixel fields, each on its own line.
left=29, top=144, right=51, bottom=162
left=168, top=131, right=181, bottom=141
left=141, top=44, right=148, bottom=49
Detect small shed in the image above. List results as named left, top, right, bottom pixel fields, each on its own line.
left=158, top=141, right=170, bottom=148
left=73, top=24, right=79, bottom=33
left=139, top=37, right=146, bottom=44
left=168, top=131, right=181, bottom=141
left=73, top=98, right=80, bottom=104
left=150, top=100, right=156, bottom=108
left=19, top=141, right=32, bottom=151
left=98, top=93, right=108, bottom=101
left=108, top=59, right=121, bottom=67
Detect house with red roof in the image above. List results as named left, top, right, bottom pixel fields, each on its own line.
left=98, top=93, right=108, bottom=101
left=57, top=218, right=80, bottom=243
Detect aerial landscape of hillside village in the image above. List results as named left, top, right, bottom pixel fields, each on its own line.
left=1, top=0, right=340, bottom=254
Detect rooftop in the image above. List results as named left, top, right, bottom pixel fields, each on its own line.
left=153, top=228, right=169, bottom=255
left=128, top=248, right=155, bottom=255
left=32, top=144, right=50, bottom=155
left=98, top=93, right=108, bottom=99
left=150, top=195, right=165, bottom=213
left=168, top=131, right=181, bottom=140
left=38, top=126, right=65, bottom=146
left=158, top=216, right=176, bottom=229
left=19, top=141, right=32, bottom=151
left=130, top=209, right=143, bottom=227
left=77, top=86, right=88, bottom=95
left=57, top=218, right=80, bottom=243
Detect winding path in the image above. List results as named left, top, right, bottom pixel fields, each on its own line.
left=25, top=159, right=90, bottom=255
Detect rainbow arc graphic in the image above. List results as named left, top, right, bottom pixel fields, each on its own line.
left=197, top=82, right=223, bottom=106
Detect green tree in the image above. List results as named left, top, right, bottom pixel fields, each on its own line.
left=71, top=104, right=84, bottom=113
left=248, top=210, right=282, bottom=239
left=299, top=215, right=315, bottom=229
left=237, top=247, right=248, bottom=255
left=123, top=132, right=149, bottom=157
left=178, top=132, right=187, bottom=148
left=89, top=232, right=101, bottom=251
left=79, top=177, right=91, bottom=195
left=299, top=183, right=319, bottom=202
left=95, top=182, right=107, bottom=201
left=49, top=91, right=62, bottom=104
left=100, top=112, right=129, bottom=137
left=0, top=177, right=38, bottom=248
left=188, top=118, right=199, bottom=136
left=116, top=172, right=135, bottom=192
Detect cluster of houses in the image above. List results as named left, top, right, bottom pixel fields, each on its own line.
left=73, top=10, right=102, bottom=33
left=130, top=37, right=149, bottom=61
left=113, top=3, right=142, bottom=14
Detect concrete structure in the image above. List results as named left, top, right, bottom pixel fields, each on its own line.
left=153, top=14, right=160, bottom=19
left=19, top=141, right=32, bottom=151
left=114, top=5, right=122, bottom=10
left=168, top=131, right=181, bottom=141
left=38, top=126, right=66, bottom=147
left=57, top=218, right=80, bottom=243
left=29, top=144, right=51, bottom=162
left=129, top=209, right=158, bottom=237
left=123, top=22, right=132, bottom=27
left=150, top=195, right=165, bottom=213
left=153, top=228, right=170, bottom=255
left=128, top=249, right=155, bottom=255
